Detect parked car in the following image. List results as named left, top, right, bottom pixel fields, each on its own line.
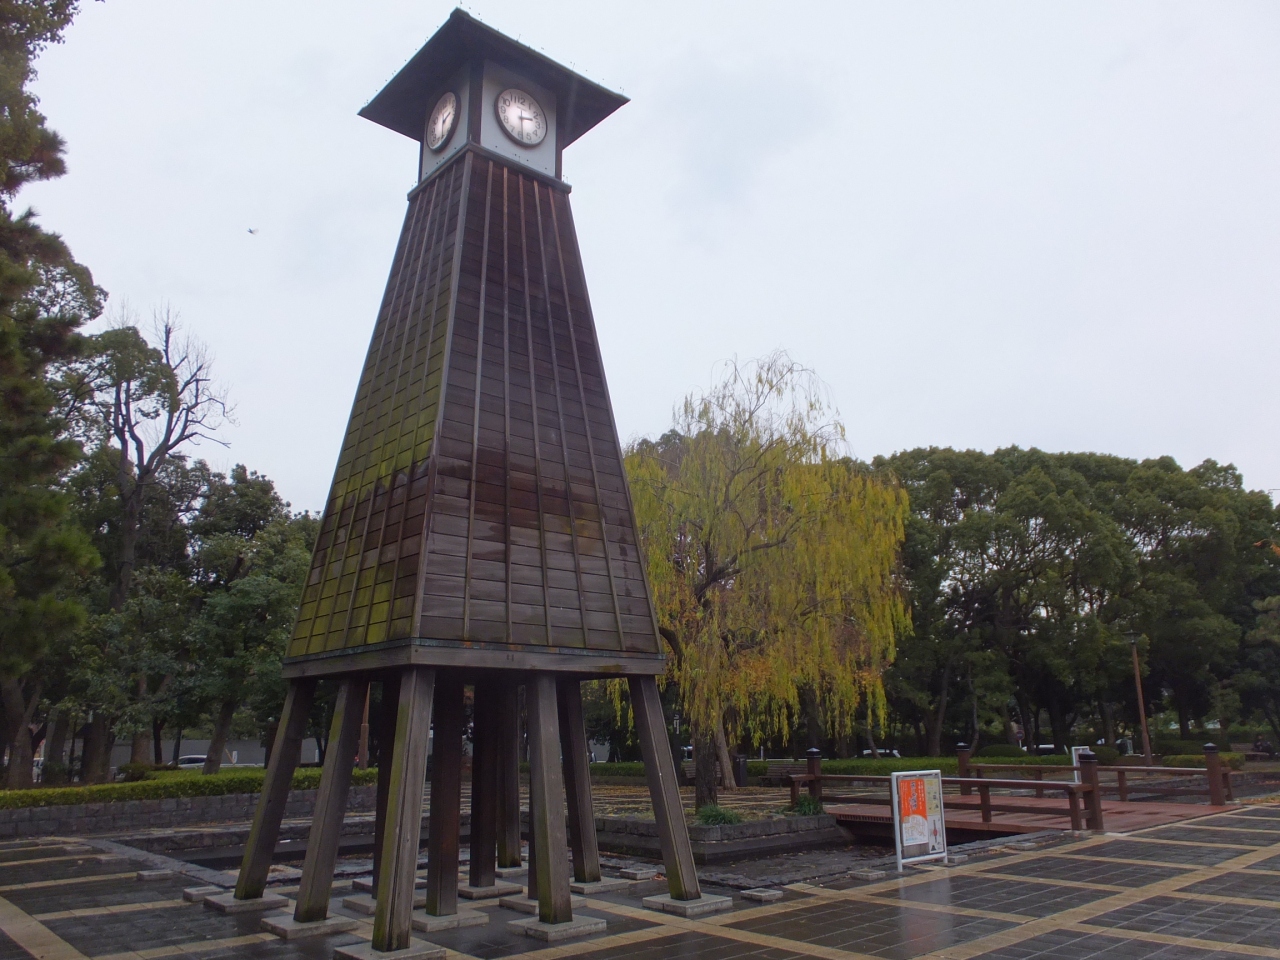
left=861, top=748, right=902, bottom=758
left=176, top=755, right=207, bottom=770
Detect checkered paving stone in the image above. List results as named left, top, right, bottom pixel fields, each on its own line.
left=181, top=932, right=363, bottom=960
left=1189, top=813, right=1280, bottom=830
left=1081, top=839, right=1251, bottom=866
left=421, top=904, right=655, bottom=960
left=1248, top=852, right=1280, bottom=872
left=969, top=928, right=1245, bottom=959
left=1139, top=826, right=1278, bottom=846
left=1215, top=806, right=1280, bottom=820
left=0, top=856, right=138, bottom=886
left=1174, top=869, right=1280, bottom=902
left=979, top=855, right=1191, bottom=888
left=42, top=902, right=266, bottom=956
left=875, top=874, right=1111, bottom=918
left=0, top=930, right=30, bottom=960
left=727, top=897, right=1015, bottom=959
left=4, top=875, right=192, bottom=913
left=571, top=931, right=812, bottom=960
left=1085, top=894, right=1280, bottom=947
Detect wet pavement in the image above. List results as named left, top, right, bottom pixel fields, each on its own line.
left=1, top=804, right=1279, bottom=960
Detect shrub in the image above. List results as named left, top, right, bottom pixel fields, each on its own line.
left=695, top=804, right=743, bottom=825
left=116, top=763, right=156, bottom=782
left=1090, top=745, right=1120, bottom=765
left=1162, top=753, right=1245, bottom=771
left=821, top=757, right=960, bottom=776
left=0, top=766, right=378, bottom=809
left=790, top=794, right=824, bottom=816
left=974, top=744, right=1026, bottom=758
left=586, top=762, right=646, bottom=778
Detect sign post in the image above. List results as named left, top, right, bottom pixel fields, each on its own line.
left=890, top=770, right=947, bottom=872
left=1071, top=746, right=1091, bottom=784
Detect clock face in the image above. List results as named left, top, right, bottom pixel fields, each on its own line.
left=495, top=89, right=547, bottom=147
left=426, top=92, right=458, bottom=152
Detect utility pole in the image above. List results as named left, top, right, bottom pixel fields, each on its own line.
left=1127, top=633, right=1154, bottom=766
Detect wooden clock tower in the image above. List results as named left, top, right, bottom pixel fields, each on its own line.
left=224, top=10, right=714, bottom=956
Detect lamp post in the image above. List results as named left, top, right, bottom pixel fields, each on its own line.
left=1126, top=632, right=1154, bottom=766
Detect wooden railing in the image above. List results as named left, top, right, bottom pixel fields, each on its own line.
left=787, top=760, right=1106, bottom=832
left=957, top=744, right=1233, bottom=806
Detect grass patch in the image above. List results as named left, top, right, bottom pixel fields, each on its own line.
left=0, top=767, right=378, bottom=809
left=694, top=804, right=743, bottom=825
left=789, top=794, right=824, bottom=816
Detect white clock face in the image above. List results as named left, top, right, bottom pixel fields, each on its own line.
left=426, top=92, right=458, bottom=152
left=495, top=89, right=547, bottom=147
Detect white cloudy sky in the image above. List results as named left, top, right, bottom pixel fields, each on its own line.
left=23, top=1, right=1280, bottom=511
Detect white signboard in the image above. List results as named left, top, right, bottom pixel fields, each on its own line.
left=1071, top=746, right=1090, bottom=784
left=890, top=769, right=947, bottom=872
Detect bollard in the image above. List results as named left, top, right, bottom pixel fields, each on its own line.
left=806, top=748, right=822, bottom=800
left=1079, top=750, right=1105, bottom=832
left=957, top=743, right=972, bottom=797
left=1204, top=744, right=1226, bottom=806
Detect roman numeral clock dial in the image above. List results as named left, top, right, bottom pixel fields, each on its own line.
left=495, top=88, right=547, bottom=145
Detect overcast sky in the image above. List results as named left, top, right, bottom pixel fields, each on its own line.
left=23, top=1, right=1280, bottom=511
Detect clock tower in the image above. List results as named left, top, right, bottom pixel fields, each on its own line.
left=225, top=10, right=715, bottom=955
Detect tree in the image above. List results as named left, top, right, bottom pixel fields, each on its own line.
left=626, top=353, right=909, bottom=807
left=61, top=317, right=229, bottom=773
left=0, top=0, right=102, bottom=789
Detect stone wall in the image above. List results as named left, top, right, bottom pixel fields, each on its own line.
left=0, top=784, right=377, bottom=839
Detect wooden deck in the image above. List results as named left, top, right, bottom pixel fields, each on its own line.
left=828, top=795, right=1239, bottom=837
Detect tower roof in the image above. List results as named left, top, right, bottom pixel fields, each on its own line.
left=359, top=8, right=628, bottom=148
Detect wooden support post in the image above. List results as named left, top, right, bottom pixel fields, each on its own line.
left=235, top=678, right=315, bottom=900
left=424, top=675, right=464, bottom=916
left=1033, top=767, right=1045, bottom=799
left=957, top=744, right=972, bottom=797
left=628, top=675, right=700, bottom=902
left=978, top=783, right=992, bottom=823
left=295, top=678, right=368, bottom=922
left=371, top=675, right=400, bottom=890
left=1204, top=744, right=1226, bottom=806
left=806, top=748, right=822, bottom=800
left=372, top=667, right=435, bottom=953
left=1080, top=751, right=1105, bottom=832
left=496, top=679, right=522, bottom=869
left=1067, top=787, right=1083, bottom=831
left=1117, top=769, right=1128, bottom=802
left=469, top=679, right=499, bottom=888
left=557, top=677, right=601, bottom=884
left=527, top=673, right=572, bottom=924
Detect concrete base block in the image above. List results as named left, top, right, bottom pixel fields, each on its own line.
left=1007, top=841, right=1040, bottom=852
left=261, top=914, right=359, bottom=939
left=506, top=915, right=606, bottom=942
left=458, top=880, right=523, bottom=900
left=136, top=869, right=175, bottom=881
left=183, top=885, right=222, bottom=903
left=850, top=869, right=887, bottom=882
left=741, top=888, right=783, bottom=903
left=495, top=865, right=526, bottom=879
left=411, top=908, right=487, bottom=932
left=333, top=938, right=445, bottom=960
left=205, top=892, right=288, bottom=914
left=342, top=893, right=426, bottom=915
left=353, top=876, right=427, bottom=893
left=947, top=854, right=969, bottom=865
left=498, top=894, right=585, bottom=915
left=619, top=866, right=658, bottom=881
left=642, top=894, right=733, bottom=918
left=569, top=878, right=630, bottom=895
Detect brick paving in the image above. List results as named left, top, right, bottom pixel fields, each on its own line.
left=0, top=804, right=1279, bottom=960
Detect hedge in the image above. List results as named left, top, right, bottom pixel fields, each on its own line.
left=0, top=767, right=379, bottom=810
left=1162, top=753, right=1245, bottom=771
left=586, top=762, right=647, bottom=778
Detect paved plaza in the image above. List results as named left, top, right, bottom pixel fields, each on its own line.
left=2, top=804, right=1280, bottom=960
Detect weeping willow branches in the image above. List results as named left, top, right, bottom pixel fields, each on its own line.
left=625, top=352, right=910, bottom=794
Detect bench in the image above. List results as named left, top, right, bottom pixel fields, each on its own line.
left=761, top=761, right=809, bottom=787
left=679, top=760, right=723, bottom=785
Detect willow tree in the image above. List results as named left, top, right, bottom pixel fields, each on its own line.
left=626, top=352, right=910, bottom=807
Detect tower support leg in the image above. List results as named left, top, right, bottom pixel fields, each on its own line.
left=235, top=678, right=315, bottom=900
left=295, top=678, right=369, bottom=922
left=629, top=675, right=700, bottom=901
left=372, top=667, right=435, bottom=953
left=526, top=673, right=572, bottom=923
left=557, top=678, right=601, bottom=884
left=496, top=678, right=522, bottom=869
left=371, top=675, right=400, bottom=889
left=468, top=678, right=499, bottom=888
left=423, top=674, right=464, bottom=916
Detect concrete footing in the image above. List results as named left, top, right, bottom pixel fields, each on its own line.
left=568, top=878, right=630, bottom=895
left=642, top=894, right=733, bottom=918
left=506, top=915, right=606, bottom=941
left=457, top=880, right=523, bottom=900
left=204, top=892, right=288, bottom=914
left=261, top=914, right=359, bottom=939
left=342, top=892, right=426, bottom=915
left=497, top=894, right=585, bottom=915
left=741, top=888, right=783, bottom=903
left=332, top=939, right=445, bottom=960
left=182, top=885, right=221, bottom=903
left=411, top=908, right=487, bottom=932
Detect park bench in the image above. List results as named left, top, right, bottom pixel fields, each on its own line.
left=761, top=761, right=810, bottom=786
left=679, top=760, right=723, bottom=784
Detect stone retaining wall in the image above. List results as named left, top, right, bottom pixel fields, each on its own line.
left=0, top=785, right=378, bottom=839
left=595, top=813, right=851, bottom=863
